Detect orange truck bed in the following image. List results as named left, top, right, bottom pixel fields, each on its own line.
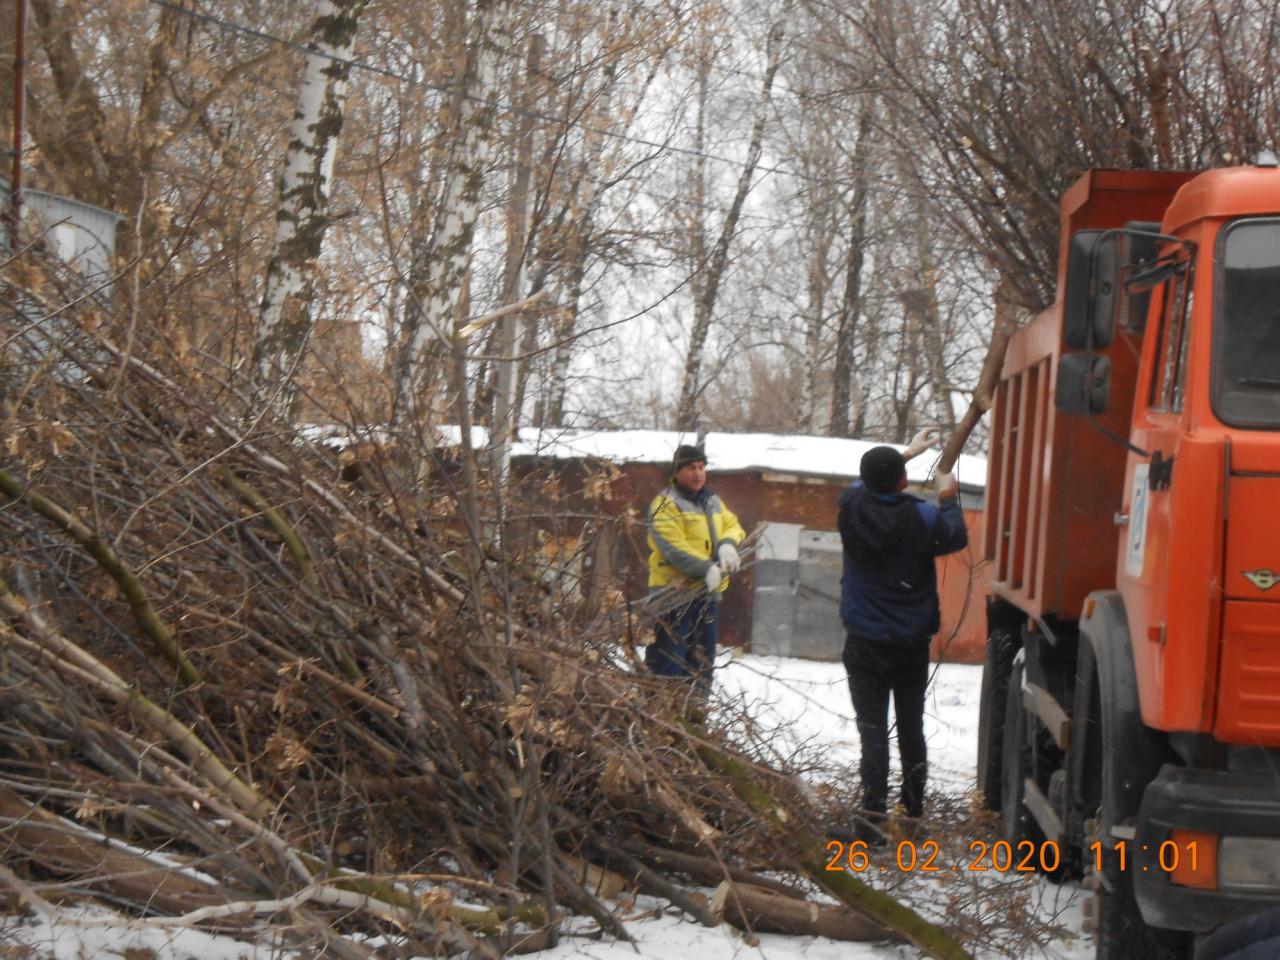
left=982, top=170, right=1197, bottom=620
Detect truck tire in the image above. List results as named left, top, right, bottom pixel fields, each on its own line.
left=976, top=628, right=1019, bottom=809
left=1087, top=835, right=1191, bottom=959
left=1000, top=658, right=1039, bottom=845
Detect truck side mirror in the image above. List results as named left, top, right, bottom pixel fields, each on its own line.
left=1055, top=353, right=1112, bottom=415
left=1063, top=230, right=1119, bottom=349
left=1065, top=223, right=1171, bottom=345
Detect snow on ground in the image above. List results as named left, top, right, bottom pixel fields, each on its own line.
left=1, top=903, right=280, bottom=959
left=2, top=655, right=1094, bottom=960
left=717, top=653, right=983, bottom=790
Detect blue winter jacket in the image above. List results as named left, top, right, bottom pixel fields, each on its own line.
left=836, top=481, right=969, bottom=643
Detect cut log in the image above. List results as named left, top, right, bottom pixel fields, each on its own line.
left=625, top=842, right=809, bottom=900
left=592, top=843, right=720, bottom=927
left=558, top=851, right=630, bottom=900
left=711, top=881, right=902, bottom=942
left=0, top=787, right=229, bottom=916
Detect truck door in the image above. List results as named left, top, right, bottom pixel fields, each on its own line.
left=1211, top=218, right=1280, bottom=745
left=1118, top=253, right=1198, bottom=725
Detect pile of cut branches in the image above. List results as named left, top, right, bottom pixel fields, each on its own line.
left=0, top=264, right=978, bottom=959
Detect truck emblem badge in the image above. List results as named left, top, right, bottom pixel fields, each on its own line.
left=1244, top=570, right=1280, bottom=591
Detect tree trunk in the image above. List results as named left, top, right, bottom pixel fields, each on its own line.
left=829, top=103, right=874, bottom=437
left=851, top=301, right=879, bottom=438
left=711, top=881, right=901, bottom=942
left=798, top=194, right=833, bottom=434
left=907, top=183, right=957, bottom=436
left=675, top=24, right=783, bottom=432
left=546, top=8, right=620, bottom=427
left=623, top=842, right=809, bottom=900
left=254, top=0, right=367, bottom=410
left=492, top=33, right=542, bottom=481
left=27, top=0, right=111, bottom=206
left=545, top=166, right=611, bottom=426
left=395, top=0, right=509, bottom=421
left=893, top=292, right=925, bottom=442
left=0, top=0, right=16, bottom=162
left=0, top=787, right=231, bottom=915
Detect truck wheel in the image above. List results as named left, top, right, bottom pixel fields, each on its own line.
left=999, top=658, right=1038, bottom=844
left=1001, top=657, right=1072, bottom=881
left=976, top=628, right=1019, bottom=810
left=1086, top=838, right=1191, bottom=959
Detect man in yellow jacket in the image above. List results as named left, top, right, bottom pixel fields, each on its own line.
left=645, top=444, right=746, bottom=687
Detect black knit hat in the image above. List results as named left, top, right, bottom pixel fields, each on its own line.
left=673, top=444, right=707, bottom=472
left=860, top=445, right=907, bottom=494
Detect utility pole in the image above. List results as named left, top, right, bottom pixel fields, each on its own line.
left=7, top=0, right=27, bottom=253
left=492, top=33, right=542, bottom=488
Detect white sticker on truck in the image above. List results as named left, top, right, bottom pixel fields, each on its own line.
left=1126, top=463, right=1150, bottom=578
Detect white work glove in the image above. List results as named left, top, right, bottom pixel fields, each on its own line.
left=934, top=470, right=958, bottom=498
left=717, top=541, right=741, bottom=573
left=704, top=563, right=723, bottom=592
left=904, top=426, right=942, bottom=460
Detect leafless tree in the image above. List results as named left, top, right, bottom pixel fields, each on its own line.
left=255, top=0, right=368, bottom=411
left=674, top=12, right=784, bottom=432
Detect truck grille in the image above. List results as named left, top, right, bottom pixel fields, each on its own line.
left=1217, top=601, right=1280, bottom=744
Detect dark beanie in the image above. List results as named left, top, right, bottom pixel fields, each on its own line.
left=673, top=444, right=707, bottom=472
left=860, top=445, right=906, bottom=494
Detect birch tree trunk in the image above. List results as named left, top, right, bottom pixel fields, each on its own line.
left=254, top=0, right=367, bottom=411
left=394, top=0, right=509, bottom=422
left=675, top=23, right=783, bottom=432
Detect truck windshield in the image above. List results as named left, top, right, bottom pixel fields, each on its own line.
left=1213, top=219, right=1280, bottom=427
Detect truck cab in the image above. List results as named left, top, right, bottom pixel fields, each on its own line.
left=978, top=162, right=1280, bottom=959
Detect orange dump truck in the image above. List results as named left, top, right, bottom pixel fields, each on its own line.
left=978, top=161, right=1280, bottom=959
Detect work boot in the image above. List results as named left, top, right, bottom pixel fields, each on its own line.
left=854, top=810, right=888, bottom=849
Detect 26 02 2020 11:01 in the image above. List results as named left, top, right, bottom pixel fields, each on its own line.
left=824, top=838, right=1205, bottom=875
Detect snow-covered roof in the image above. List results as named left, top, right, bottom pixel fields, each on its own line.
left=513, top=428, right=988, bottom=492
left=298, top=424, right=988, bottom=491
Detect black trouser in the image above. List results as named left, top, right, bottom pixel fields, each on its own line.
left=842, top=631, right=931, bottom=819
left=645, top=597, right=718, bottom=689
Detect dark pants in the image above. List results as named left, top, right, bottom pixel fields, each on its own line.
left=843, top=631, right=931, bottom=819
left=646, top=598, right=718, bottom=687
left=1198, top=906, right=1280, bottom=960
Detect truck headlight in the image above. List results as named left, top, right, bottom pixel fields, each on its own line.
left=1221, top=836, right=1280, bottom=890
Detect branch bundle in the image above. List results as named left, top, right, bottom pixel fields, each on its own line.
left=0, top=266, right=974, bottom=958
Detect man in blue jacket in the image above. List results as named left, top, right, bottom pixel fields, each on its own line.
left=837, top=438, right=968, bottom=843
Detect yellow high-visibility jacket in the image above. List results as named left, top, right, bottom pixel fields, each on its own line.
left=646, top=485, right=746, bottom=594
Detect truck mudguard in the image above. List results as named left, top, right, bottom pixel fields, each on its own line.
left=1071, top=590, right=1176, bottom=829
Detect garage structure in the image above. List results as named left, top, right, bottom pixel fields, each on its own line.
left=508, top=429, right=991, bottom=665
